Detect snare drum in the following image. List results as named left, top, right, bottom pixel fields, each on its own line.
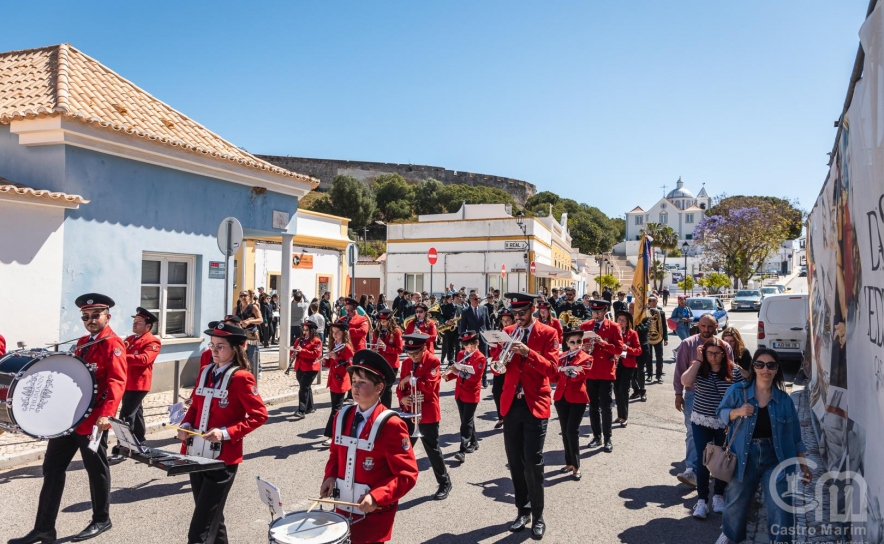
left=268, top=510, right=351, bottom=544
left=0, top=350, right=97, bottom=439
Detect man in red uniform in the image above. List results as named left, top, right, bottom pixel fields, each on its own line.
left=10, top=293, right=127, bottom=544
left=403, top=302, right=438, bottom=352
left=499, top=293, right=559, bottom=539
left=321, top=350, right=418, bottom=544
left=580, top=299, right=624, bottom=452
left=396, top=333, right=451, bottom=500
left=444, top=330, right=486, bottom=463
left=374, top=308, right=403, bottom=409
left=341, top=297, right=370, bottom=351
left=109, top=307, right=162, bottom=465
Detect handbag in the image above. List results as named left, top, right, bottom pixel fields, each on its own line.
left=702, top=386, right=747, bottom=482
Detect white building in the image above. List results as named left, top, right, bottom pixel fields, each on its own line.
left=384, top=203, right=578, bottom=297
left=616, top=177, right=712, bottom=256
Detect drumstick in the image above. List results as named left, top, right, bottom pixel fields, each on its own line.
left=162, top=423, right=203, bottom=436
left=308, top=497, right=363, bottom=508
left=291, top=500, right=320, bottom=534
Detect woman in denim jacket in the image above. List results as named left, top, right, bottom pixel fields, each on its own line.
left=671, top=296, right=694, bottom=343
left=715, top=349, right=812, bottom=544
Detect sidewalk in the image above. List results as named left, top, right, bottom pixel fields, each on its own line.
left=0, top=349, right=327, bottom=470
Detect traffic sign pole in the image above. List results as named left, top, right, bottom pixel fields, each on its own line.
left=224, top=219, right=232, bottom=314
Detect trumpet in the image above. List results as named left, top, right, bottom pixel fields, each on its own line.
left=366, top=342, right=384, bottom=352
left=489, top=326, right=523, bottom=375
left=582, top=337, right=597, bottom=355
left=400, top=375, right=424, bottom=438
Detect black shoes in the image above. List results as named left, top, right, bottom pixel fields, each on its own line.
left=453, top=452, right=466, bottom=463
left=656, top=378, right=664, bottom=384
left=588, top=436, right=603, bottom=448
left=509, top=514, right=531, bottom=532
left=629, top=392, right=641, bottom=400
left=107, top=454, right=126, bottom=466
left=494, top=420, right=504, bottom=429
left=8, top=529, right=57, bottom=544
left=292, top=411, right=306, bottom=420
left=433, top=479, right=452, bottom=500
left=641, top=393, right=647, bottom=402
left=532, top=517, right=546, bottom=539
left=72, top=520, right=112, bottom=542
left=604, top=440, right=613, bottom=453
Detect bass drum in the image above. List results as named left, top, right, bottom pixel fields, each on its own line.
left=0, top=350, right=97, bottom=439
left=268, top=510, right=350, bottom=544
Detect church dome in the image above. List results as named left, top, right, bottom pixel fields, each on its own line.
left=666, top=177, right=694, bottom=199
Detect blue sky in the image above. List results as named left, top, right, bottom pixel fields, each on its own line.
left=2, top=1, right=868, bottom=217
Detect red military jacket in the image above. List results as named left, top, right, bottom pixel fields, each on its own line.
left=404, top=319, right=437, bottom=351
left=396, top=350, right=442, bottom=424
left=538, top=316, right=563, bottom=344
left=324, top=403, right=418, bottom=544
left=325, top=343, right=355, bottom=393
left=294, top=336, right=324, bottom=372
left=444, top=349, right=486, bottom=403
left=0, top=333, right=5, bottom=356
left=580, top=318, right=625, bottom=381
left=199, top=349, right=213, bottom=371
left=619, top=329, right=643, bottom=369
left=346, top=315, right=370, bottom=351
left=73, top=326, right=127, bottom=435
left=377, top=328, right=404, bottom=370
left=500, top=321, right=559, bottom=419
left=123, top=332, right=161, bottom=391
left=553, top=349, right=591, bottom=404
left=180, top=365, right=268, bottom=465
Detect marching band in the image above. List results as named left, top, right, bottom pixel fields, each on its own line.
left=4, top=288, right=660, bottom=544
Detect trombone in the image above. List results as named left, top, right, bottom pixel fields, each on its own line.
left=489, top=326, right=523, bottom=375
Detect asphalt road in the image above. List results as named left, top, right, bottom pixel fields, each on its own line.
left=1, top=282, right=807, bottom=544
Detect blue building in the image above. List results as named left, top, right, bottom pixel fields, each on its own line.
left=0, top=44, right=319, bottom=389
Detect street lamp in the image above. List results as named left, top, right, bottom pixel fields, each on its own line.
left=682, top=241, right=689, bottom=296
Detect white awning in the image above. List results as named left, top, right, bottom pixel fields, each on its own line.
left=533, top=262, right=575, bottom=279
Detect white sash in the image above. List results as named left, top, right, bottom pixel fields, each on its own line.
left=187, top=364, right=238, bottom=459
left=333, top=405, right=398, bottom=513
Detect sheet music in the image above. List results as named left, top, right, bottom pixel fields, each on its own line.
left=481, top=330, right=512, bottom=344
left=582, top=331, right=600, bottom=339
left=452, top=363, right=476, bottom=374
left=168, top=401, right=187, bottom=426
left=256, top=477, right=286, bottom=519
left=87, top=425, right=101, bottom=452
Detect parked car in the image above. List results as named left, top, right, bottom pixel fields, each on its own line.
left=731, top=289, right=763, bottom=312
left=799, top=266, right=807, bottom=277
left=685, top=296, right=728, bottom=330
left=760, top=286, right=779, bottom=299
left=671, top=272, right=685, bottom=282
left=758, top=293, right=808, bottom=361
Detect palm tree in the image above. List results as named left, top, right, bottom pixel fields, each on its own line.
left=649, top=259, right=666, bottom=291
left=657, top=226, right=679, bottom=270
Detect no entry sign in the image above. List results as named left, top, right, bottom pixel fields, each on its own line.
left=501, top=264, right=506, bottom=278
left=530, top=261, right=536, bottom=274
left=428, top=247, right=438, bottom=265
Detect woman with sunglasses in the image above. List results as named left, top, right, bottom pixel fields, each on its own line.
left=553, top=329, right=591, bottom=480
left=680, top=338, right=743, bottom=519
left=715, top=349, right=812, bottom=544
left=321, top=322, right=355, bottom=447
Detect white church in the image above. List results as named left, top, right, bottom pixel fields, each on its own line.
left=623, top=177, right=712, bottom=242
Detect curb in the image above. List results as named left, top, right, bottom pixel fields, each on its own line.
left=0, top=385, right=330, bottom=471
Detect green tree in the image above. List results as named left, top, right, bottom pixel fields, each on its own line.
left=595, top=273, right=621, bottom=290
left=678, top=276, right=695, bottom=292
left=525, top=193, right=623, bottom=254
left=437, top=184, right=515, bottom=211
left=657, top=226, right=680, bottom=270
left=373, top=173, right=414, bottom=222
left=326, top=175, right=376, bottom=229
left=649, top=259, right=666, bottom=292
left=698, top=272, right=732, bottom=295
left=414, top=178, right=445, bottom=215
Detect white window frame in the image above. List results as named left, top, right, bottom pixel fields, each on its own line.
left=686, top=213, right=694, bottom=224
left=634, top=215, right=643, bottom=225
left=405, top=273, right=424, bottom=294
left=660, top=212, right=668, bottom=224
left=141, top=252, right=196, bottom=338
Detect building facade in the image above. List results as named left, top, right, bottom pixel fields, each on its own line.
left=623, top=177, right=712, bottom=242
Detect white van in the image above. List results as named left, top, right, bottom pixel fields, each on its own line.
left=757, top=293, right=808, bottom=361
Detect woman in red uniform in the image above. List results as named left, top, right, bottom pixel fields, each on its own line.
left=554, top=329, right=591, bottom=479
left=177, top=323, right=268, bottom=544
left=488, top=308, right=514, bottom=429
left=614, top=311, right=643, bottom=427
left=322, top=321, right=354, bottom=446
left=375, top=308, right=403, bottom=408
left=444, top=330, right=487, bottom=463
left=536, top=300, right=563, bottom=344
left=291, top=321, right=324, bottom=420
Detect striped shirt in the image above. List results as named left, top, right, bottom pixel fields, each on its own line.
left=691, top=366, right=744, bottom=429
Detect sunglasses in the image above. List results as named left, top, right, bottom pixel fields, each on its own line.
left=753, top=360, right=779, bottom=370
left=513, top=309, right=531, bottom=317
left=81, top=312, right=106, bottom=321
left=239, top=294, right=249, bottom=298
left=567, top=340, right=582, bottom=345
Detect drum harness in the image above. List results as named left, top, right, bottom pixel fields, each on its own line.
left=332, top=404, right=399, bottom=519
left=187, top=363, right=240, bottom=460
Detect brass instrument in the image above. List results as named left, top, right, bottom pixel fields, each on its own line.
left=402, top=315, right=415, bottom=330
left=427, top=302, right=443, bottom=321
left=489, top=326, right=524, bottom=375
left=437, top=313, right=461, bottom=334
left=366, top=342, right=384, bottom=351
left=401, top=375, right=424, bottom=438
left=558, top=348, right=583, bottom=378
left=559, top=311, right=584, bottom=329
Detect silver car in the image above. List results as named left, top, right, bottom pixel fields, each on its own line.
left=731, top=289, right=762, bottom=312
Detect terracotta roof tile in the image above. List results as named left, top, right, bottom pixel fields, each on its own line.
left=0, top=44, right=318, bottom=187
left=0, top=177, right=89, bottom=205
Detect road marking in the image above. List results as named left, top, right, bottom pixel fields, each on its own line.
left=741, top=324, right=755, bottom=331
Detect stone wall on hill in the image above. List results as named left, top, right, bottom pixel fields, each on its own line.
left=255, top=156, right=537, bottom=206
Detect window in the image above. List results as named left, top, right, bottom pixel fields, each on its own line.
left=659, top=212, right=668, bottom=224
left=141, top=253, right=196, bottom=338
left=405, top=273, right=424, bottom=293
left=686, top=213, right=694, bottom=224
left=635, top=216, right=643, bottom=225
left=686, top=234, right=693, bottom=240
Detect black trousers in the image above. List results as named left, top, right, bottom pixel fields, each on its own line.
left=632, top=344, right=650, bottom=393
left=296, top=370, right=318, bottom=413
left=614, top=366, right=634, bottom=421
left=441, top=331, right=458, bottom=364
left=650, top=342, right=664, bottom=379
left=455, top=399, right=478, bottom=452
left=269, top=318, right=278, bottom=344
left=111, top=390, right=149, bottom=455
left=405, top=420, right=449, bottom=485
left=35, top=432, right=110, bottom=532
left=324, top=392, right=346, bottom=438
left=554, top=399, right=586, bottom=470
left=503, top=399, right=547, bottom=517
left=586, top=379, right=614, bottom=440
left=188, top=464, right=238, bottom=544
left=380, top=366, right=400, bottom=410
left=492, top=374, right=505, bottom=419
